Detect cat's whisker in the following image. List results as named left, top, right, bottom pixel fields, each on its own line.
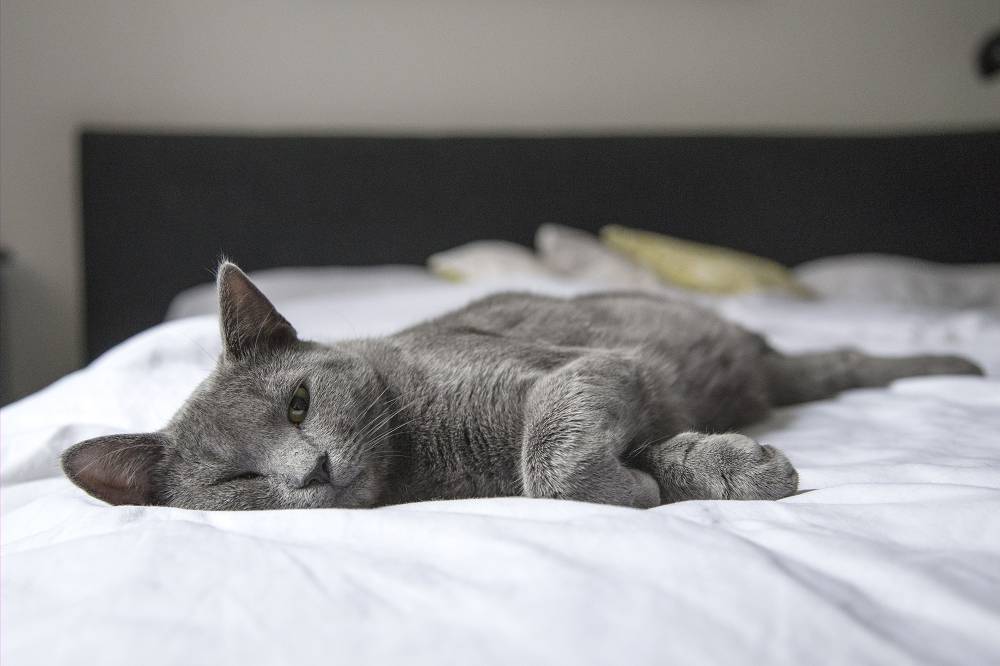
left=363, top=390, right=411, bottom=418
left=357, top=397, right=419, bottom=442
left=365, top=453, right=412, bottom=465
left=358, top=412, right=416, bottom=451
left=356, top=447, right=413, bottom=463
left=351, top=412, right=421, bottom=460
left=357, top=385, right=390, bottom=423
left=365, top=417, right=420, bottom=445
left=353, top=419, right=422, bottom=462
left=355, top=399, right=399, bottom=439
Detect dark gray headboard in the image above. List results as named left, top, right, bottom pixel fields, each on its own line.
left=82, top=131, right=1000, bottom=360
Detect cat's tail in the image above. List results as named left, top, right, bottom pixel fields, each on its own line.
left=763, top=348, right=984, bottom=406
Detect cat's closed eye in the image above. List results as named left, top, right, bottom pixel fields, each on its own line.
left=288, top=384, right=310, bottom=425
left=221, top=471, right=263, bottom=483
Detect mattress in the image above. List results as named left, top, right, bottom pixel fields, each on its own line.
left=3, top=270, right=1000, bottom=665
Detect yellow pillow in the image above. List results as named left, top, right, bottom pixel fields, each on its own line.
left=600, top=225, right=812, bottom=296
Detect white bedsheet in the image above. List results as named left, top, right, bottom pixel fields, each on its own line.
left=3, top=274, right=1000, bottom=665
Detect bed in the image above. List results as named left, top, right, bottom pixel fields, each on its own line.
left=3, top=132, right=1000, bottom=665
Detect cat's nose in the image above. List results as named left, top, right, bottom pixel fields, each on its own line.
left=298, top=452, right=331, bottom=488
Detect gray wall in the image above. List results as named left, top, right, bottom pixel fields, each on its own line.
left=1, top=0, right=998, bottom=402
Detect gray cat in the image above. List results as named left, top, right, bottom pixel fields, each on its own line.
left=62, top=262, right=983, bottom=510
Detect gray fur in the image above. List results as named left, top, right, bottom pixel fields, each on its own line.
left=62, top=262, right=984, bottom=510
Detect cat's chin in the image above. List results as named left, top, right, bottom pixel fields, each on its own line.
left=311, top=470, right=380, bottom=509
left=318, top=497, right=373, bottom=509
left=314, top=492, right=377, bottom=509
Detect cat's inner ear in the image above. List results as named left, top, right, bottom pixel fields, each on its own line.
left=217, top=261, right=297, bottom=361
left=61, top=433, right=166, bottom=506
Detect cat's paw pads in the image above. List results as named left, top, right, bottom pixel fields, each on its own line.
left=704, top=434, right=799, bottom=501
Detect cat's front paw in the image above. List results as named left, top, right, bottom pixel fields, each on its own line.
left=643, top=431, right=799, bottom=503
left=707, top=434, right=799, bottom=501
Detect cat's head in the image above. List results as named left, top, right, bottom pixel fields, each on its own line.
left=62, top=262, right=397, bottom=510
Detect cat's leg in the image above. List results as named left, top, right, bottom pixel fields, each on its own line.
left=764, top=348, right=983, bottom=406
left=520, top=354, right=663, bottom=508
left=633, top=432, right=798, bottom=502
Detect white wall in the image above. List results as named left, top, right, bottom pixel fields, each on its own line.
left=1, top=0, right=998, bottom=401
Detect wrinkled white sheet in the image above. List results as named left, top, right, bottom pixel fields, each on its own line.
left=3, top=274, right=1000, bottom=665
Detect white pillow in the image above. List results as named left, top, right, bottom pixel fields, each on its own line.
left=427, top=241, right=557, bottom=281
left=534, top=224, right=666, bottom=290
left=794, top=255, right=1000, bottom=308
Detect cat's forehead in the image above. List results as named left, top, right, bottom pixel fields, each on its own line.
left=165, top=359, right=291, bottom=431
left=205, top=357, right=300, bottom=400
left=161, top=397, right=264, bottom=472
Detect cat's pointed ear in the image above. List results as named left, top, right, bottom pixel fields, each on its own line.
left=217, top=261, right=297, bottom=361
left=61, top=433, right=166, bottom=506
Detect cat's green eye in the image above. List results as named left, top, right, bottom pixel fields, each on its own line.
left=288, top=384, right=310, bottom=425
